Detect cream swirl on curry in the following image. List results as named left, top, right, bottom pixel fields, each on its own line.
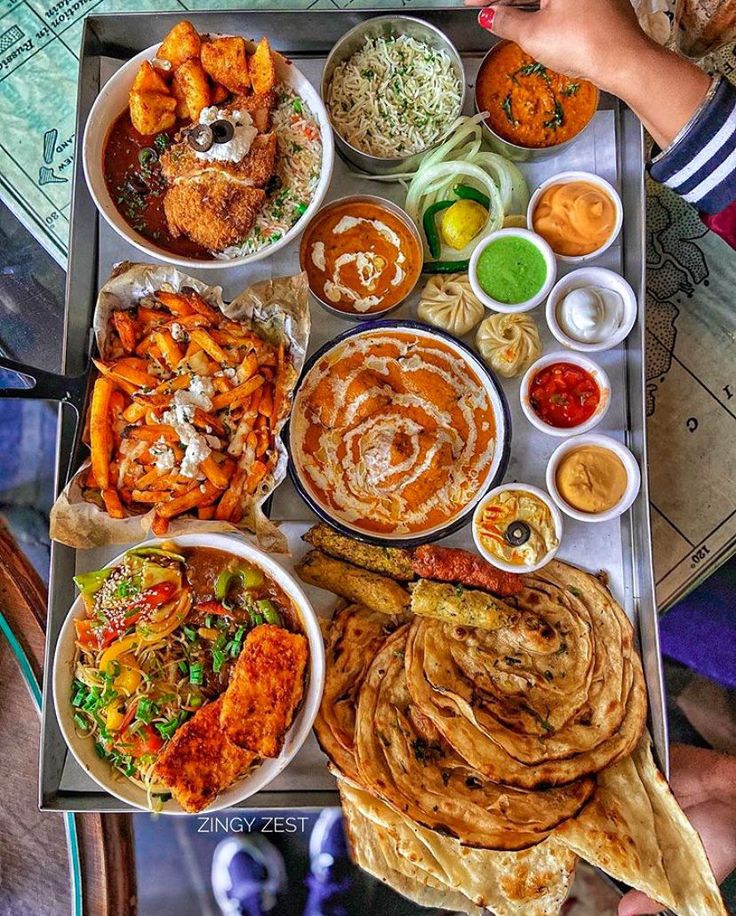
left=291, top=330, right=498, bottom=536
left=300, top=199, right=422, bottom=315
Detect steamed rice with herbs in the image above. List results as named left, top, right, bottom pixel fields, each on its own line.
left=219, top=85, right=323, bottom=259
left=326, top=34, right=463, bottom=158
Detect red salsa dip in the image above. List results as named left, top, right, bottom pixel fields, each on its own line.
left=528, top=361, right=600, bottom=428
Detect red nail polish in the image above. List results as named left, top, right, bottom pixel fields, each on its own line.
left=478, top=7, right=496, bottom=31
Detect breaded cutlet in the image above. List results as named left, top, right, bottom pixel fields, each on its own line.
left=152, top=697, right=256, bottom=813
left=220, top=624, right=308, bottom=758
left=161, top=132, right=278, bottom=186
left=164, top=174, right=266, bottom=251
left=231, top=90, right=277, bottom=132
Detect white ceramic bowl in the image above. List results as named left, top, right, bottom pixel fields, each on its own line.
left=468, top=228, right=557, bottom=313
left=527, top=171, right=623, bottom=264
left=546, top=267, right=638, bottom=352
left=472, top=482, right=563, bottom=574
left=520, top=351, right=611, bottom=438
left=546, top=433, right=641, bottom=523
left=53, top=533, right=325, bottom=815
left=83, top=40, right=334, bottom=270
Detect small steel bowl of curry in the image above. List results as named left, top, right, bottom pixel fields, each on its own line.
left=474, top=40, right=599, bottom=161
left=299, top=195, right=424, bottom=320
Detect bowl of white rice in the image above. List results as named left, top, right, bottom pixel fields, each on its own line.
left=321, top=16, right=466, bottom=175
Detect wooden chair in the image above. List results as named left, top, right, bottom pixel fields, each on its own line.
left=0, top=519, right=137, bottom=915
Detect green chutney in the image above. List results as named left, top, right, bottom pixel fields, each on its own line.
left=476, top=236, right=547, bottom=304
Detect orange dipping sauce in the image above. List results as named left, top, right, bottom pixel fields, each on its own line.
left=300, top=199, right=421, bottom=315
left=290, top=330, right=498, bottom=536
left=532, top=181, right=617, bottom=257
left=475, top=41, right=598, bottom=149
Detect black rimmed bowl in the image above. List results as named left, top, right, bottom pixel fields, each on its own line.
left=286, top=319, right=511, bottom=547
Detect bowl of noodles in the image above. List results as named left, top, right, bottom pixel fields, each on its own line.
left=53, top=533, right=324, bottom=814
left=321, top=16, right=466, bottom=174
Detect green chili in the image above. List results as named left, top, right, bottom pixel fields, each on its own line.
left=422, top=200, right=454, bottom=259
left=422, top=259, right=471, bottom=274
left=453, top=184, right=490, bottom=210
left=256, top=599, right=282, bottom=627
left=215, top=567, right=265, bottom=602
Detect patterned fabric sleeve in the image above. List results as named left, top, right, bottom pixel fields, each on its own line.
left=649, top=75, right=736, bottom=217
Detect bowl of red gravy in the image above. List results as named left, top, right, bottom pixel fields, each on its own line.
left=82, top=39, right=333, bottom=270
left=299, top=195, right=423, bottom=319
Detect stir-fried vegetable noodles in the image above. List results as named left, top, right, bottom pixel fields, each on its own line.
left=327, top=34, right=463, bottom=158
left=70, top=543, right=294, bottom=810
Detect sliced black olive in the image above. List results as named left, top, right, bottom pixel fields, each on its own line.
left=505, top=520, right=531, bottom=547
left=264, top=174, right=282, bottom=196
left=211, top=119, right=235, bottom=144
left=138, top=147, right=158, bottom=167
left=187, top=124, right=214, bottom=153
left=127, top=174, right=149, bottom=195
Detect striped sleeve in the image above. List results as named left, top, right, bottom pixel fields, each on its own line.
left=649, top=75, right=736, bottom=215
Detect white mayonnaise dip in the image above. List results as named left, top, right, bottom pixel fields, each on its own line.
left=195, top=107, right=258, bottom=163
left=557, top=286, right=624, bottom=343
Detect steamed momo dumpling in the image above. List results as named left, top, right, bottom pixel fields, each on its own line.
left=417, top=274, right=485, bottom=337
left=476, top=312, right=542, bottom=378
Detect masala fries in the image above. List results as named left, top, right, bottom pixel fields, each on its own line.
left=83, top=285, right=291, bottom=535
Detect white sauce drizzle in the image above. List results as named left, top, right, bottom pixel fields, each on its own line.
left=291, top=334, right=496, bottom=533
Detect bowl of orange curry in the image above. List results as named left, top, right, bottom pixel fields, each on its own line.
left=474, top=40, right=599, bottom=160
left=299, top=195, right=423, bottom=319
left=287, top=321, right=511, bottom=546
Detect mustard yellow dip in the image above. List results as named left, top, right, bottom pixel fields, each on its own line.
left=555, top=445, right=627, bottom=513
left=532, top=181, right=616, bottom=257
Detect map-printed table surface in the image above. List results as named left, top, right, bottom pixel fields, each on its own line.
left=0, top=0, right=734, bottom=610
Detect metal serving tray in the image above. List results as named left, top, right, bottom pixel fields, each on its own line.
left=40, top=7, right=666, bottom=812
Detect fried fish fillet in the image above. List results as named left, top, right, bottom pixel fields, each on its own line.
left=411, top=544, right=523, bottom=596
left=302, top=524, right=415, bottom=581
left=220, top=625, right=309, bottom=758
left=164, top=174, right=266, bottom=251
left=296, top=549, right=411, bottom=617
left=152, top=697, right=256, bottom=813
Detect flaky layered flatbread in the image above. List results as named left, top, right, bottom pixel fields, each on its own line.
left=405, top=561, right=647, bottom=788
left=354, top=628, right=594, bottom=849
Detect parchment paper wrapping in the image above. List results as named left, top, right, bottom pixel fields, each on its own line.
left=49, top=261, right=310, bottom=553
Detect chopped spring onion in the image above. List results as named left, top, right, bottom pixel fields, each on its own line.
left=189, top=662, right=204, bottom=686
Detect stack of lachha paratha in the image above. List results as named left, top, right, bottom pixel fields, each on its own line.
left=311, top=557, right=726, bottom=916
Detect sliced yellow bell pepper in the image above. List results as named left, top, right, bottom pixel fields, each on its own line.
left=115, top=652, right=143, bottom=695
left=106, top=703, right=126, bottom=731
left=99, top=634, right=140, bottom=673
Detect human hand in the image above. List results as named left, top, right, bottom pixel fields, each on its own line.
left=466, top=0, right=712, bottom=149
left=619, top=745, right=736, bottom=915
left=465, top=0, right=654, bottom=96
